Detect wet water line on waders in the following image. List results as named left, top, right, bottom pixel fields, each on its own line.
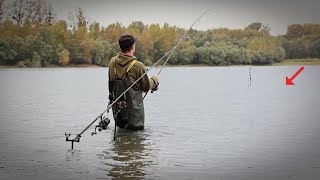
left=64, top=9, right=213, bottom=150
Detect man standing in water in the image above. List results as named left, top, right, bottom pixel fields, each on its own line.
left=108, top=33, right=159, bottom=130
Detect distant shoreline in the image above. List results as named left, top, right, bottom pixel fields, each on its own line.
left=1, top=59, right=320, bottom=68
left=272, top=59, right=320, bottom=66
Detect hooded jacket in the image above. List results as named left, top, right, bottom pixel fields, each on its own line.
left=109, top=52, right=157, bottom=92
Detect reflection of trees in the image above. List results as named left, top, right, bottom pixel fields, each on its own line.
left=100, top=129, right=152, bottom=180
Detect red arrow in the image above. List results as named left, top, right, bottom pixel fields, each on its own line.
left=286, top=66, right=304, bottom=85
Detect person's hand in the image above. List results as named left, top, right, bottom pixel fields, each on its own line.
left=151, top=82, right=159, bottom=92
left=151, top=75, right=159, bottom=92
left=151, top=75, right=159, bottom=82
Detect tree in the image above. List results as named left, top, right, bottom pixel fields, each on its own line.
left=247, top=36, right=285, bottom=64
left=260, top=24, right=271, bottom=34
left=2, top=15, right=318, bottom=68
left=58, top=49, right=70, bottom=66
left=6, top=0, right=47, bottom=26
left=193, top=31, right=213, bottom=47
left=198, top=45, right=224, bottom=66
left=21, top=18, right=32, bottom=37
left=25, top=0, right=46, bottom=24
left=101, top=22, right=124, bottom=42
left=177, top=45, right=197, bottom=65
left=68, top=8, right=88, bottom=30
left=148, top=23, right=161, bottom=38
left=244, top=22, right=271, bottom=35
left=153, top=39, right=164, bottom=63
left=0, top=39, right=17, bottom=65
left=6, top=0, right=27, bottom=26
left=283, top=24, right=320, bottom=59
left=160, top=23, right=176, bottom=51
left=140, top=28, right=154, bottom=57
left=246, top=22, right=262, bottom=31
left=43, top=4, right=55, bottom=26
left=0, top=20, right=16, bottom=39
left=49, top=20, right=68, bottom=44
left=286, top=24, right=304, bottom=39
left=91, top=39, right=116, bottom=66
left=89, top=21, right=100, bottom=40
left=128, top=21, right=144, bottom=33
left=41, top=44, right=53, bottom=66
left=311, top=39, right=320, bottom=57
left=31, top=52, right=41, bottom=67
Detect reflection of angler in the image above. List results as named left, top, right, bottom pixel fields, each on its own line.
left=64, top=9, right=212, bottom=150
left=106, top=131, right=147, bottom=179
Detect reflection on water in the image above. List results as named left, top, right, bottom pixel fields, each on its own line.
left=65, top=149, right=81, bottom=162
left=98, top=129, right=154, bottom=179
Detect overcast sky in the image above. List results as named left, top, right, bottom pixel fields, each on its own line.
left=48, top=0, right=320, bottom=35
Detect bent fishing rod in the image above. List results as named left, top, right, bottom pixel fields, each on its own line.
left=65, top=9, right=212, bottom=149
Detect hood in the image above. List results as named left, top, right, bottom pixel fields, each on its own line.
left=115, top=52, right=136, bottom=67
left=113, top=52, right=137, bottom=79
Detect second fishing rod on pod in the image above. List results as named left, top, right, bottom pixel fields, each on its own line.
left=64, top=9, right=212, bottom=149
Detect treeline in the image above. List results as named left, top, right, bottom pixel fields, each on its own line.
left=282, top=24, right=320, bottom=59
left=0, top=0, right=319, bottom=67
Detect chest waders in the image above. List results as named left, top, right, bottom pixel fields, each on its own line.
left=109, top=60, right=145, bottom=140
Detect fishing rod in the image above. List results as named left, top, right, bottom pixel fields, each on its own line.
left=65, top=9, right=212, bottom=149
left=65, top=43, right=178, bottom=149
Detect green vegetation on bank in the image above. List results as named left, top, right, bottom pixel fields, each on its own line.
left=0, top=0, right=320, bottom=68
left=2, top=58, right=320, bottom=68
left=273, top=58, right=320, bottom=66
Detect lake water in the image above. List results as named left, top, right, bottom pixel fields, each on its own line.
left=0, top=66, right=320, bottom=180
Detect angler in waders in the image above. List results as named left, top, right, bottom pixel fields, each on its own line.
left=108, top=33, right=159, bottom=130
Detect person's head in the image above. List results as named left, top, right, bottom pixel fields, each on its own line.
left=119, top=33, right=136, bottom=55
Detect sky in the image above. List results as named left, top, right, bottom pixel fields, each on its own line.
left=48, top=0, right=320, bottom=35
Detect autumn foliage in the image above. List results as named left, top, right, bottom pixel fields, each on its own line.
left=0, top=0, right=319, bottom=67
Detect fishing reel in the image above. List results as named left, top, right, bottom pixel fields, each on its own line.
left=151, top=82, right=159, bottom=93
left=91, top=115, right=111, bottom=136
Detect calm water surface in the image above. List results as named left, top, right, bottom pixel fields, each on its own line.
left=0, top=66, right=320, bottom=180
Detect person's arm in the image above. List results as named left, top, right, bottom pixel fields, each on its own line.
left=139, top=64, right=151, bottom=92
left=138, top=63, right=159, bottom=92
